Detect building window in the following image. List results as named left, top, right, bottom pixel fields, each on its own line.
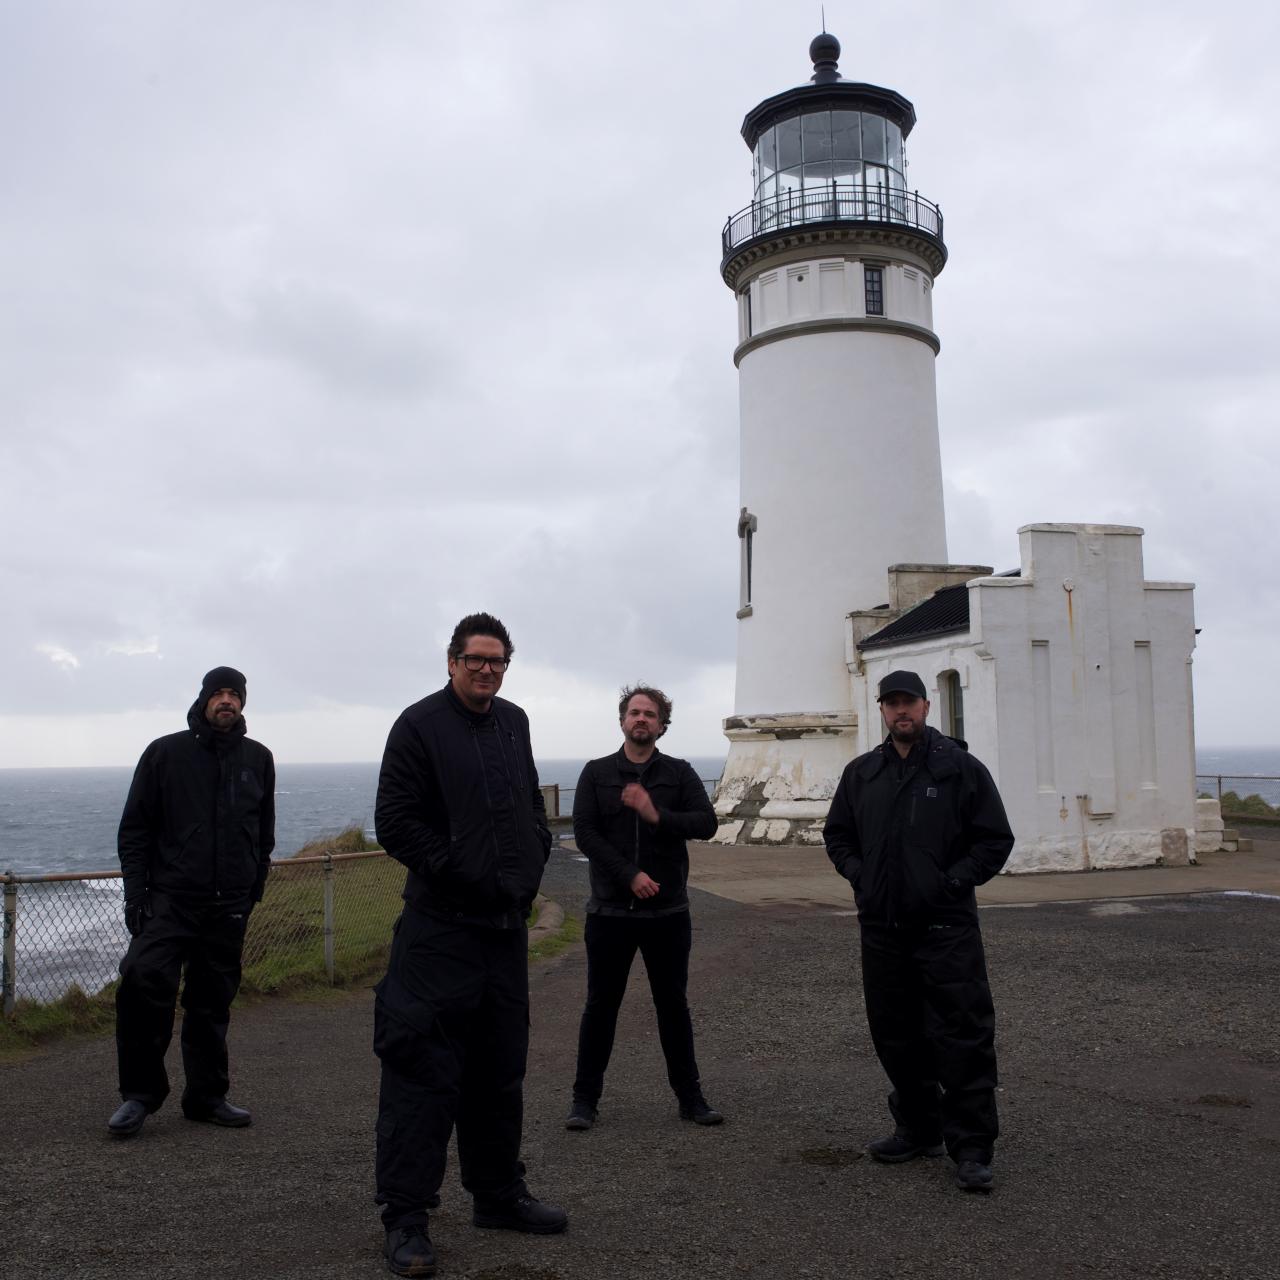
left=737, top=507, right=757, bottom=618
left=864, top=265, right=884, bottom=316
left=942, top=670, right=964, bottom=744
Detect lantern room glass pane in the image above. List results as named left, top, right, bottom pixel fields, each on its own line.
left=776, top=116, right=802, bottom=172
left=755, top=127, right=777, bottom=200
left=802, top=110, right=832, bottom=165
left=832, top=156, right=859, bottom=185
left=803, top=159, right=832, bottom=188
left=832, top=111, right=860, bottom=160
left=886, top=120, right=903, bottom=174
left=861, top=113, right=886, bottom=163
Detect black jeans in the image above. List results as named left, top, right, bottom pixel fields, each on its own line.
left=115, top=893, right=250, bottom=1111
left=373, top=908, right=530, bottom=1231
left=572, top=910, right=701, bottom=1106
left=860, top=919, right=999, bottom=1161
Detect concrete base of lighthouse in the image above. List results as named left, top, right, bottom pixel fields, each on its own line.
left=711, top=712, right=858, bottom=846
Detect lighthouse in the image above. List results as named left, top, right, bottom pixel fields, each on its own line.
left=714, top=34, right=963, bottom=844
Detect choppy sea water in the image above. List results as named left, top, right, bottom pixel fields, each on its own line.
left=0, top=757, right=728, bottom=877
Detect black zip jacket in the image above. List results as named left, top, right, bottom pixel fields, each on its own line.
left=117, top=699, right=276, bottom=909
left=375, top=684, right=552, bottom=925
left=573, top=747, right=717, bottom=915
left=823, top=727, right=1013, bottom=926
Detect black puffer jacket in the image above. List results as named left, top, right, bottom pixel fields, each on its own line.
left=823, top=727, right=1013, bottom=926
left=117, top=700, right=276, bottom=908
left=375, top=684, right=552, bottom=924
left=573, top=748, right=717, bottom=915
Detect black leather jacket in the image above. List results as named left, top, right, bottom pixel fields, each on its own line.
left=375, top=684, right=551, bottom=925
left=573, top=748, right=717, bottom=915
left=823, top=727, right=1013, bottom=926
left=117, top=700, right=276, bottom=909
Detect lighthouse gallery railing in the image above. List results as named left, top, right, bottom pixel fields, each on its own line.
left=722, top=182, right=943, bottom=256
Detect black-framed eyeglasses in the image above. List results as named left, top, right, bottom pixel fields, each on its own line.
left=460, top=655, right=510, bottom=673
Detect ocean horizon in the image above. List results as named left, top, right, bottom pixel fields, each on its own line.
left=0, top=756, right=729, bottom=877
left=2, top=746, right=1278, bottom=878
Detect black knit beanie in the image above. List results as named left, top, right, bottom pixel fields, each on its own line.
left=200, top=666, right=248, bottom=707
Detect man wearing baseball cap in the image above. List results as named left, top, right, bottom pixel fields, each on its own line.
left=107, top=666, right=275, bottom=1138
left=824, top=669, right=1013, bottom=1192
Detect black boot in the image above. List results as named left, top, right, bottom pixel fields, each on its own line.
left=384, top=1224, right=436, bottom=1277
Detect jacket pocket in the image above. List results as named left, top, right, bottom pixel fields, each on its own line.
left=158, top=822, right=202, bottom=872
left=595, top=784, right=624, bottom=817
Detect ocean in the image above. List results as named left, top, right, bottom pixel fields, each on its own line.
left=2, top=748, right=1278, bottom=879
left=0, top=757, right=729, bottom=877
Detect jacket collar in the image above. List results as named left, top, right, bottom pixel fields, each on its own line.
left=616, top=744, right=661, bottom=773
left=444, top=681, right=497, bottom=726
left=855, top=726, right=958, bottom=781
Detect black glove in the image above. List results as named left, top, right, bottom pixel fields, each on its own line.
left=124, top=895, right=152, bottom=937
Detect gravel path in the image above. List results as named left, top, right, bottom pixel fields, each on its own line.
left=3, top=848, right=1278, bottom=1279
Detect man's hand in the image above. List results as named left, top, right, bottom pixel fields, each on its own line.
left=621, top=782, right=660, bottom=825
left=124, top=896, right=152, bottom=938
left=630, top=871, right=660, bottom=899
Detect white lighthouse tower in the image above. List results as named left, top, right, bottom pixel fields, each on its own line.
left=714, top=34, right=973, bottom=844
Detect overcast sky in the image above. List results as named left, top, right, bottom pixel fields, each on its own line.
left=3, top=1, right=1277, bottom=768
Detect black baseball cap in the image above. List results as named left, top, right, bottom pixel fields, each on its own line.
left=877, top=670, right=927, bottom=701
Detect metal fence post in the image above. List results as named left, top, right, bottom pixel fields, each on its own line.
left=322, top=854, right=335, bottom=985
left=3, top=872, right=17, bottom=1017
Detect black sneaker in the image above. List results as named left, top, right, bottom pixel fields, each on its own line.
left=955, top=1158, right=994, bottom=1193
left=678, top=1097, right=724, bottom=1126
left=182, top=1098, right=252, bottom=1127
left=866, top=1132, right=945, bottom=1163
left=473, top=1193, right=569, bottom=1235
left=565, top=1101, right=597, bottom=1131
left=384, top=1225, right=436, bottom=1277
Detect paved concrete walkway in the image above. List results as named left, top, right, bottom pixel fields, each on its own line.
left=683, top=838, right=1280, bottom=909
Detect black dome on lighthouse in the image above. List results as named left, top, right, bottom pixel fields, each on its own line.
left=809, top=32, right=841, bottom=83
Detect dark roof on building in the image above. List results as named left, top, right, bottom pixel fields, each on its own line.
left=858, top=569, right=1022, bottom=651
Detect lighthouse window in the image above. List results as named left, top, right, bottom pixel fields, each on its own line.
left=864, top=266, right=884, bottom=316
left=942, top=670, right=965, bottom=743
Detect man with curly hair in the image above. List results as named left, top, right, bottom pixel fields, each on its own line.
left=565, top=684, right=722, bottom=1132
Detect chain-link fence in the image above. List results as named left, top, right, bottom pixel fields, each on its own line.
left=2, top=851, right=407, bottom=1014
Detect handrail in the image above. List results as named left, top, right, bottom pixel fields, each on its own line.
left=722, top=181, right=944, bottom=256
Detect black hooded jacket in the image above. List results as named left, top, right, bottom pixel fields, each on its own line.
left=117, top=699, right=276, bottom=909
left=823, top=726, right=1013, bottom=926
left=374, top=684, right=552, bottom=925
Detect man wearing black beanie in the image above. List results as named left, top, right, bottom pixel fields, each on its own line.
left=107, top=666, right=275, bottom=1139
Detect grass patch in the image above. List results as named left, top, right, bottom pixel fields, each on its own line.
left=292, top=825, right=382, bottom=857
left=239, top=840, right=403, bottom=996
left=529, top=910, right=581, bottom=963
left=0, top=982, right=117, bottom=1064
left=4, top=830, right=581, bottom=1058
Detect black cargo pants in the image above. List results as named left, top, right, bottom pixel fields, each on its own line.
left=860, top=919, right=999, bottom=1161
left=374, top=907, right=530, bottom=1231
left=115, top=892, right=249, bottom=1111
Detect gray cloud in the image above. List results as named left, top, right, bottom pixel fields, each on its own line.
left=2, top=1, right=1275, bottom=759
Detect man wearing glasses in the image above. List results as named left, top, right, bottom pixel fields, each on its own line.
left=373, top=613, right=565, bottom=1278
